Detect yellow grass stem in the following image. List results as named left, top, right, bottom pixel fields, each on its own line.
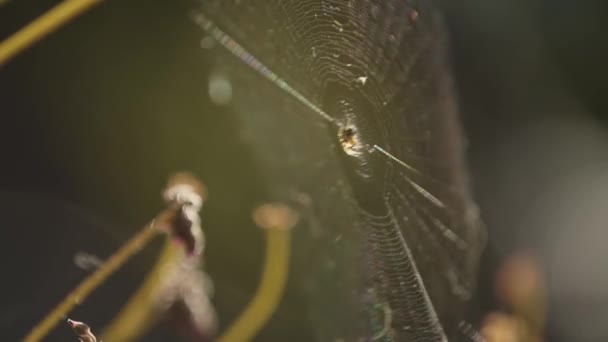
left=0, top=0, right=102, bottom=66
left=101, top=237, right=181, bottom=341
left=218, top=205, right=294, bottom=342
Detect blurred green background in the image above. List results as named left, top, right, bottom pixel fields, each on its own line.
left=0, top=0, right=607, bottom=341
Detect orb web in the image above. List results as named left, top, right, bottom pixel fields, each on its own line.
left=197, top=1, right=486, bottom=341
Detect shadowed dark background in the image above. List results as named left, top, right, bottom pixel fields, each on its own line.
left=0, top=0, right=607, bottom=341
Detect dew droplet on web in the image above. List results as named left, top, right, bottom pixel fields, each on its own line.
left=355, top=76, right=368, bottom=85
left=73, top=251, right=103, bottom=271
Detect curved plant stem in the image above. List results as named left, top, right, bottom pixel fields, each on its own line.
left=0, top=0, right=102, bottom=67
left=218, top=227, right=291, bottom=342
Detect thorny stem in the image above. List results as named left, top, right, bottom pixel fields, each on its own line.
left=23, top=214, right=165, bottom=342
left=0, top=0, right=103, bottom=67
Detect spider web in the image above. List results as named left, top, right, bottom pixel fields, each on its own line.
left=197, top=1, right=486, bottom=341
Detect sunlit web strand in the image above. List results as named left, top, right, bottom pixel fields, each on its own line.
left=193, top=11, right=444, bottom=209
left=192, top=12, right=334, bottom=124
left=373, top=145, right=445, bottom=208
